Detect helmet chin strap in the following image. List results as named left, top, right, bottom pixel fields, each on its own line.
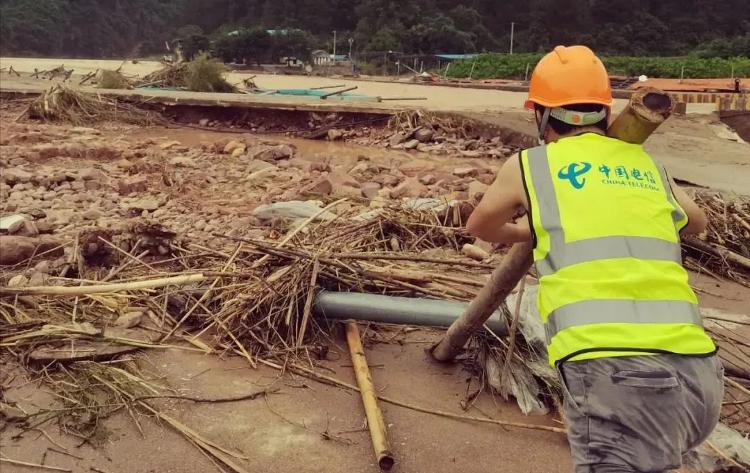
left=537, top=107, right=551, bottom=145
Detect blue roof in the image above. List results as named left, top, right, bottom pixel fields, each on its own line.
left=436, top=54, right=479, bottom=60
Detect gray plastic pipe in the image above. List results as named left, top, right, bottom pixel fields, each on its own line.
left=314, top=291, right=508, bottom=335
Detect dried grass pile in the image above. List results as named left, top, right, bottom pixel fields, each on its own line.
left=26, top=84, right=162, bottom=126
left=137, top=54, right=236, bottom=93
left=684, top=190, right=750, bottom=285
left=138, top=62, right=189, bottom=88
left=97, top=69, right=132, bottom=89
left=1, top=197, right=749, bottom=470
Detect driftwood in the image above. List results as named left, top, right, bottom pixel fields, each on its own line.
left=684, top=237, right=750, bottom=274
left=0, top=273, right=205, bottom=296
left=430, top=242, right=533, bottom=361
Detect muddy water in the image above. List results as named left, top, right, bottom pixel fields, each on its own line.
left=130, top=125, right=505, bottom=172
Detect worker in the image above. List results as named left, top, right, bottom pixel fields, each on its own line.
left=466, top=45, right=723, bottom=473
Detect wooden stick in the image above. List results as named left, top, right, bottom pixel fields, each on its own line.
left=0, top=274, right=205, bottom=297
left=346, top=321, right=395, bottom=470
left=430, top=242, right=533, bottom=362
left=297, top=259, right=320, bottom=347
left=499, top=277, right=526, bottom=399
left=162, top=246, right=242, bottom=340
left=256, top=357, right=565, bottom=434
left=684, top=237, right=750, bottom=273
left=0, top=456, right=72, bottom=472
left=704, top=440, right=749, bottom=472
left=336, top=252, right=495, bottom=269
left=320, top=86, right=358, bottom=99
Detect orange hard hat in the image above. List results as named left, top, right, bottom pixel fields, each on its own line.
left=525, top=45, right=613, bottom=110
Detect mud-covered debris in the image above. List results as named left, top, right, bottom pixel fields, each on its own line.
left=389, top=132, right=407, bottom=147
left=127, top=196, right=163, bottom=212
left=414, top=128, right=435, bottom=143
left=390, top=177, right=428, bottom=198
left=403, top=139, right=420, bottom=150
left=361, top=182, right=381, bottom=199
left=254, top=144, right=295, bottom=161
left=462, top=243, right=490, bottom=261
left=115, top=311, right=144, bottom=328
left=253, top=201, right=337, bottom=223
left=300, top=177, right=333, bottom=197
left=2, top=168, right=33, bottom=184
left=0, top=214, right=28, bottom=234
left=419, top=174, right=437, bottom=185
left=223, top=140, right=245, bottom=155
left=453, top=166, right=478, bottom=178
left=0, top=235, right=64, bottom=266
left=327, top=129, right=345, bottom=141
left=118, top=176, right=149, bottom=195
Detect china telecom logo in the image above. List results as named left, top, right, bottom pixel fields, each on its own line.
left=558, top=162, right=592, bottom=189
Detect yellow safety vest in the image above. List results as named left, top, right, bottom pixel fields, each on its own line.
left=519, top=133, right=716, bottom=366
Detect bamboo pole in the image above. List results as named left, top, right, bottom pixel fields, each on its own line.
left=0, top=273, right=206, bottom=297
left=320, top=86, right=358, bottom=99
left=431, top=87, right=676, bottom=362
left=607, top=87, right=675, bottom=145
left=346, top=321, right=395, bottom=470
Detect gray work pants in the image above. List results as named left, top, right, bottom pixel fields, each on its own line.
left=558, top=354, right=724, bottom=473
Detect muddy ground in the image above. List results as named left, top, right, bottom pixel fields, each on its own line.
left=0, top=78, right=749, bottom=473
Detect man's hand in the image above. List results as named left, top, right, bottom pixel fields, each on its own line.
left=669, top=177, right=708, bottom=235
left=466, top=154, right=531, bottom=244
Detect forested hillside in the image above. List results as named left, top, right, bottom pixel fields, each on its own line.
left=1, top=0, right=749, bottom=58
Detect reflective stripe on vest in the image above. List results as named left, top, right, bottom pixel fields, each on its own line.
left=523, top=144, right=703, bottom=345
left=526, top=146, right=685, bottom=277
left=544, top=300, right=702, bottom=343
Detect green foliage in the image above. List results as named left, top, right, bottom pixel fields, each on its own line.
left=181, top=35, right=211, bottom=61
left=213, top=28, right=271, bottom=64
left=213, top=28, right=314, bottom=64
left=447, top=54, right=543, bottom=80
left=184, top=53, right=235, bottom=92
left=0, top=0, right=748, bottom=60
left=403, top=14, right=475, bottom=54
left=694, top=35, right=750, bottom=59
left=269, top=30, right=315, bottom=62
left=447, top=53, right=750, bottom=80
left=0, top=0, right=184, bottom=57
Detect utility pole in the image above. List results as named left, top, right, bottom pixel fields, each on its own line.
left=333, top=30, right=337, bottom=62
left=510, top=22, right=515, bottom=55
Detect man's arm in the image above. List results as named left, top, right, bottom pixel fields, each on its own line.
left=670, top=178, right=708, bottom=235
left=466, top=154, right=532, bottom=243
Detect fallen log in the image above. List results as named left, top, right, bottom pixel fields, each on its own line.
left=430, top=242, right=533, bottom=361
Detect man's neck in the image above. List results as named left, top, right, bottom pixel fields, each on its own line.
left=548, top=127, right=605, bottom=142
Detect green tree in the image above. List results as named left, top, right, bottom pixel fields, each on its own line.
left=181, top=35, right=211, bottom=61
left=213, top=28, right=271, bottom=64
left=403, top=15, right=475, bottom=53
